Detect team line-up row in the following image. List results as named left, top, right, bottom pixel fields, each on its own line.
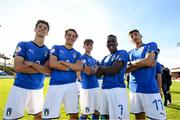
left=3, top=20, right=166, bottom=120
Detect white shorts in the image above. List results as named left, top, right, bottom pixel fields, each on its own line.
left=80, top=88, right=100, bottom=115
left=3, top=85, right=44, bottom=119
left=100, top=88, right=129, bottom=120
left=129, top=91, right=166, bottom=120
left=42, top=83, right=79, bottom=119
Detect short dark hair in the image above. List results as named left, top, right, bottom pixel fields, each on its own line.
left=107, top=34, right=117, bottom=39
left=84, top=39, right=94, bottom=44
left=129, top=29, right=140, bottom=35
left=65, top=28, right=78, bottom=38
left=35, top=20, right=50, bottom=31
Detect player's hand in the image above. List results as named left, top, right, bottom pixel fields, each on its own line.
left=84, top=66, right=93, bottom=75
left=146, top=60, right=156, bottom=67
left=95, top=67, right=103, bottom=77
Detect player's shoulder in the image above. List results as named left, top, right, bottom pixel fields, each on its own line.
left=51, top=44, right=63, bottom=49
left=147, top=42, right=157, bottom=46
left=81, top=54, right=87, bottom=58
left=117, top=49, right=128, bottom=55
left=17, top=41, right=30, bottom=45
left=72, top=48, right=81, bottom=55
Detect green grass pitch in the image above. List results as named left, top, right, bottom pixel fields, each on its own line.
left=0, top=78, right=180, bottom=119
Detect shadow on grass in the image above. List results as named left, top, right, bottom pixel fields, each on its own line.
left=166, top=104, right=180, bottom=110
left=171, top=91, right=180, bottom=94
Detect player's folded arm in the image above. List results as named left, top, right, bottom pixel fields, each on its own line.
left=99, top=60, right=124, bottom=75
left=31, top=61, right=51, bottom=74
left=131, top=52, right=156, bottom=67
left=61, top=60, right=83, bottom=71
left=49, top=55, right=68, bottom=71
left=14, top=56, right=39, bottom=74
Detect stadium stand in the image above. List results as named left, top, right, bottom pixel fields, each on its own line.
left=0, top=53, right=15, bottom=75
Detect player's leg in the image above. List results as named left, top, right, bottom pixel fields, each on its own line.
left=26, top=88, right=43, bottom=120
left=3, top=86, right=29, bottom=119
left=140, top=93, right=166, bottom=120
left=129, top=91, right=145, bottom=120
left=167, top=86, right=172, bottom=104
left=135, top=113, right=145, bottom=120
left=100, top=89, right=109, bottom=120
left=64, top=83, right=79, bottom=120
left=109, top=88, right=129, bottom=120
left=92, top=88, right=100, bottom=120
left=42, top=85, right=64, bottom=119
left=79, top=88, right=89, bottom=120
left=162, top=84, right=168, bottom=106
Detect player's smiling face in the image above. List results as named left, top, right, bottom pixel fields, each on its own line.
left=129, top=31, right=142, bottom=44
left=65, top=31, right=77, bottom=46
left=84, top=42, right=93, bottom=53
left=34, top=23, right=48, bottom=37
left=107, top=36, right=118, bottom=53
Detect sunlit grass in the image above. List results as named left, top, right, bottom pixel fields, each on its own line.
left=0, top=78, right=180, bottom=119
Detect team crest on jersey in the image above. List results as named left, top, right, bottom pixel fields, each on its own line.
left=73, top=53, right=77, bottom=59
left=15, top=47, right=21, bottom=53
left=50, top=48, right=55, bottom=53
left=85, top=107, right=90, bottom=113
left=44, top=108, right=49, bottom=116
left=6, top=108, right=12, bottom=116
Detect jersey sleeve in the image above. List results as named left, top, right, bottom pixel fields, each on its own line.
left=13, top=42, right=26, bottom=58
left=147, top=42, right=158, bottom=54
left=50, top=45, right=58, bottom=57
left=116, top=50, right=128, bottom=63
left=156, top=62, right=162, bottom=73
left=76, top=52, right=81, bottom=61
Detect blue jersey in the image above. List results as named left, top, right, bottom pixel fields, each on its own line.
left=101, top=50, right=128, bottom=89
left=128, top=42, right=159, bottom=93
left=80, top=54, right=99, bottom=89
left=156, top=62, right=162, bottom=74
left=49, top=45, right=81, bottom=85
left=13, top=41, right=49, bottom=89
left=156, top=61, right=162, bottom=78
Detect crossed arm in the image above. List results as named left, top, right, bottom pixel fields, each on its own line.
left=126, top=52, right=156, bottom=73
left=95, top=60, right=124, bottom=77
left=49, top=55, right=83, bottom=71
left=14, top=56, right=51, bottom=74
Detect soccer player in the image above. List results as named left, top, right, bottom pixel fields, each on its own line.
left=127, top=29, right=166, bottom=120
left=95, top=35, right=129, bottom=120
left=42, top=28, right=82, bottom=120
left=3, top=20, right=51, bottom=120
left=79, top=39, right=100, bottom=120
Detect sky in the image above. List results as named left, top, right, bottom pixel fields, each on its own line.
left=0, top=0, right=180, bottom=69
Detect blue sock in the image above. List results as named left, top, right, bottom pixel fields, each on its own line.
left=92, top=114, right=99, bottom=120
left=80, top=115, right=87, bottom=120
